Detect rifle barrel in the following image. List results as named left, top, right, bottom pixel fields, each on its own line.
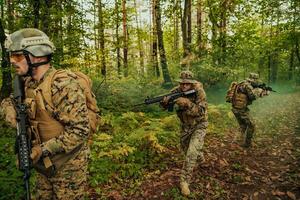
left=134, top=89, right=197, bottom=107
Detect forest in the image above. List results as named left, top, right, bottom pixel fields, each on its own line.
left=0, top=0, right=299, bottom=199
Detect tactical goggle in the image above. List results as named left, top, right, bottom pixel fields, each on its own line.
left=9, top=51, right=26, bottom=62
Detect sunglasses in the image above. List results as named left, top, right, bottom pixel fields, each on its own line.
left=9, top=52, right=26, bottom=62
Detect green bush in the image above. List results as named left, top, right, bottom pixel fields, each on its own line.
left=92, top=77, right=172, bottom=114
left=89, top=112, right=179, bottom=185
left=0, top=123, right=25, bottom=200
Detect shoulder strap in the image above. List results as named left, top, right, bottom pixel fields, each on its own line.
left=37, top=69, right=67, bottom=111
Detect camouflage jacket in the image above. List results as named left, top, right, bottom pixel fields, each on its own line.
left=2, top=67, right=90, bottom=155
left=232, top=80, right=256, bottom=108
left=171, top=81, right=208, bottom=127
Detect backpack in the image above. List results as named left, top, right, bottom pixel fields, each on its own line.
left=225, top=82, right=238, bottom=103
left=39, top=69, right=100, bottom=134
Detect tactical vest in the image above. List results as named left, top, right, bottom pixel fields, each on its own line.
left=232, top=84, right=248, bottom=109
left=35, top=69, right=100, bottom=134
left=24, top=70, right=88, bottom=176
left=176, top=82, right=208, bottom=127
left=226, top=82, right=238, bottom=103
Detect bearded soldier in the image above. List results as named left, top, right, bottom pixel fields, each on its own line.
left=1, top=28, right=93, bottom=199
left=161, top=71, right=208, bottom=196
left=226, top=73, right=270, bottom=148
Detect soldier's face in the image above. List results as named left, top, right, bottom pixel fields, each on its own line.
left=9, top=52, right=29, bottom=75
left=180, top=82, right=192, bottom=92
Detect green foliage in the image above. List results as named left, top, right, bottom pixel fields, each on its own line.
left=0, top=122, right=24, bottom=200
left=93, top=77, right=172, bottom=114
left=208, top=104, right=237, bottom=136
left=192, top=61, right=241, bottom=87
left=163, top=187, right=189, bottom=200
left=88, top=101, right=241, bottom=192
left=89, top=112, right=179, bottom=186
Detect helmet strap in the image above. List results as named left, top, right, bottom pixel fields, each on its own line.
left=23, top=52, right=52, bottom=76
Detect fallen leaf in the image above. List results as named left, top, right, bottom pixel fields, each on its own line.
left=268, top=161, right=276, bottom=165
left=108, top=191, right=123, bottom=200
left=286, top=191, right=296, bottom=200
left=242, top=193, right=249, bottom=200
left=206, top=182, right=211, bottom=189
left=245, top=176, right=251, bottom=181
left=272, top=190, right=285, bottom=196
left=270, top=175, right=280, bottom=181
left=219, top=159, right=229, bottom=167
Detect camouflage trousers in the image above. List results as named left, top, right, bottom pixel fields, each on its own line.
left=34, top=146, right=89, bottom=200
left=180, top=122, right=208, bottom=184
left=232, top=107, right=255, bottom=146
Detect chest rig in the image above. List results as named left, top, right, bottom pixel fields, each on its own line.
left=232, top=84, right=248, bottom=109
left=24, top=73, right=83, bottom=177
left=25, top=78, right=63, bottom=145
left=176, top=91, right=207, bottom=127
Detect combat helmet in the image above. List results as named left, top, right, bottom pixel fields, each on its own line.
left=247, top=73, right=259, bottom=82
left=5, top=28, right=55, bottom=57
left=176, top=71, right=197, bottom=84
left=5, top=28, right=55, bottom=75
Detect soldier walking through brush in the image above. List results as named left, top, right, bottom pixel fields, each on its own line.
left=160, top=71, right=208, bottom=196
left=226, top=73, right=271, bottom=148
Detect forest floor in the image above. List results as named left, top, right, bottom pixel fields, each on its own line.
left=92, top=91, right=300, bottom=200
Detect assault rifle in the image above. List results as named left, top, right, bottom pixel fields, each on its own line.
left=135, top=89, right=197, bottom=111
left=13, top=75, right=31, bottom=200
left=252, top=82, right=276, bottom=92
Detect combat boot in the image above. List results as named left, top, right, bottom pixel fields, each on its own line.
left=180, top=181, right=190, bottom=196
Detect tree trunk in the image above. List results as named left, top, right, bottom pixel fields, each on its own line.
left=295, top=35, right=300, bottom=63
left=115, top=0, right=121, bottom=77
left=155, top=0, right=172, bottom=85
left=173, top=0, right=180, bottom=54
left=151, top=0, right=159, bottom=77
left=42, top=0, right=52, bottom=35
left=187, top=0, right=192, bottom=46
left=182, top=0, right=191, bottom=58
left=270, top=6, right=281, bottom=84
left=50, top=0, right=63, bottom=66
left=7, top=0, right=14, bottom=32
left=133, top=0, right=145, bottom=76
left=0, top=19, right=12, bottom=100
left=122, top=0, right=128, bottom=77
left=98, top=0, right=106, bottom=77
left=219, top=0, right=227, bottom=65
left=197, top=0, right=204, bottom=57
left=0, top=0, right=3, bottom=18
left=33, top=0, right=40, bottom=28
left=208, top=0, right=219, bottom=65
left=289, top=48, right=294, bottom=80
left=292, top=0, right=300, bottom=64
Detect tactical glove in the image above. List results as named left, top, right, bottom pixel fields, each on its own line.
left=175, top=97, right=192, bottom=108
left=1, top=99, right=17, bottom=128
left=30, top=145, right=42, bottom=164
left=160, top=96, right=171, bottom=108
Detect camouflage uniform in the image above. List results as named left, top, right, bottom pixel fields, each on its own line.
left=162, top=71, right=208, bottom=187
left=2, top=28, right=91, bottom=200
left=174, top=84, right=208, bottom=184
left=1, top=67, right=90, bottom=199
left=27, top=67, right=90, bottom=199
left=230, top=73, right=267, bottom=147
